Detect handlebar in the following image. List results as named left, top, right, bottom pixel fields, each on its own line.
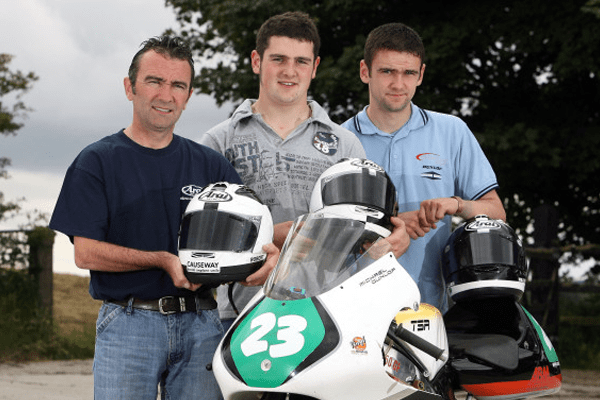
left=388, top=324, right=448, bottom=362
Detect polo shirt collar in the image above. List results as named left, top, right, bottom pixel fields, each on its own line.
left=355, top=103, right=427, bottom=137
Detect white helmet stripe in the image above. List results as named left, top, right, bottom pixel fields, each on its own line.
left=450, top=280, right=525, bottom=296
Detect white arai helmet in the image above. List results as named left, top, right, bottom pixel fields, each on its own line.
left=178, top=182, right=274, bottom=285
left=310, top=158, right=398, bottom=231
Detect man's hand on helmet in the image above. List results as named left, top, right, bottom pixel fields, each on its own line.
left=241, top=242, right=280, bottom=286
left=166, top=253, right=202, bottom=291
left=384, top=216, right=410, bottom=258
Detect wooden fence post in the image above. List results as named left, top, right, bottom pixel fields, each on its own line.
left=27, top=227, right=55, bottom=317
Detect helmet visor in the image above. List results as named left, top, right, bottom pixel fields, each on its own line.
left=179, top=209, right=259, bottom=252
left=454, top=233, right=522, bottom=268
left=321, top=171, right=396, bottom=215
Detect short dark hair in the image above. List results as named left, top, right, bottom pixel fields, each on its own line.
left=256, top=11, right=321, bottom=60
left=128, top=35, right=194, bottom=91
left=364, top=23, right=425, bottom=72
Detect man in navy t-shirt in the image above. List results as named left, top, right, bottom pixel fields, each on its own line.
left=49, top=35, right=278, bottom=400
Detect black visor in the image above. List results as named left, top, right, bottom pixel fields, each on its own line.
left=321, top=171, right=396, bottom=215
left=454, top=233, right=523, bottom=270
left=179, top=210, right=259, bottom=252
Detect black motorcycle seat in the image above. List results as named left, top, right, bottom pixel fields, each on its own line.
left=447, top=332, right=519, bottom=371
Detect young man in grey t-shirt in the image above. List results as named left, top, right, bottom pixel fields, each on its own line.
left=199, top=12, right=409, bottom=328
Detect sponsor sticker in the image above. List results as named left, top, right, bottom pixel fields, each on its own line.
left=410, top=319, right=431, bottom=332
left=416, top=153, right=447, bottom=166
left=186, top=261, right=220, bottom=274
left=421, top=171, right=442, bottom=180
left=350, top=336, right=368, bottom=354
left=312, top=132, right=339, bottom=155
left=417, top=153, right=446, bottom=181
left=385, top=354, right=401, bottom=372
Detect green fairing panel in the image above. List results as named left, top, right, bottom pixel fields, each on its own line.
left=229, top=297, right=327, bottom=388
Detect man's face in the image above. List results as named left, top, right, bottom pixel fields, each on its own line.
left=360, top=49, right=425, bottom=116
left=124, top=50, right=192, bottom=134
left=251, top=36, right=320, bottom=107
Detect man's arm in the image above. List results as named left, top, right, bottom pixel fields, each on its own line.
left=449, top=190, right=505, bottom=221
left=399, top=190, right=506, bottom=240
left=75, top=237, right=281, bottom=290
left=73, top=236, right=201, bottom=291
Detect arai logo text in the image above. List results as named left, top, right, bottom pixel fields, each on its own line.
left=199, top=190, right=232, bottom=202
left=181, top=184, right=204, bottom=198
left=465, top=220, right=502, bottom=231
left=351, top=159, right=384, bottom=172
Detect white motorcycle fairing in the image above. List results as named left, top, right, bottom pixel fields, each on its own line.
left=214, top=253, right=436, bottom=400
left=211, top=210, right=562, bottom=400
left=387, top=303, right=449, bottom=383
left=212, top=211, right=443, bottom=400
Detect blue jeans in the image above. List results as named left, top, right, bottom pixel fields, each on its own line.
left=94, top=300, right=224, bottom=400
left=220, top=318, right=235, bottom=333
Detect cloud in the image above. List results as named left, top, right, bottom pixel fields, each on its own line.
left=0, top=168, right=82, bottom=275
left=1, top=0, right=232, bottom=173
left=0, top=169, right=62, bottom=215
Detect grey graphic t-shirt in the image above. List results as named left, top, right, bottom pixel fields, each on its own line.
left=199, top=99, right=365, bottom=319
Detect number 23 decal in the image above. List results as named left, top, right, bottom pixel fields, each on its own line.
left=240, top=312, right=308, bottom=358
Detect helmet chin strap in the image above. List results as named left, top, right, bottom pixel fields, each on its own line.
left=228, top=283, right=240, bottom=315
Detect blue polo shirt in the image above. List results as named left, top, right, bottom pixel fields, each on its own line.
left=49, top=130, right=242, bottom=301
left=342, top=104, right=498, bottom=311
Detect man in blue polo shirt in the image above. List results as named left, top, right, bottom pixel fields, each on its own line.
left=49, top=36, right=278, bottom=399
left=199, top=12, right=410, bottom=331
left=342, top=23, right=506, bottom=312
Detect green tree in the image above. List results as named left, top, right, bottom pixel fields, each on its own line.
left=166, top=0, right=600, bottom=258
left=0, top=55, right=54, bottom=363
left=1, top=53, right=38, bottom=217
left=1, top=52, right=39, bottom=272
left=0, top=53, right=38, bottom=223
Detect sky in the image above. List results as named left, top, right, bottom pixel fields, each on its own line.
left=0, top=0, right=233, bottom=276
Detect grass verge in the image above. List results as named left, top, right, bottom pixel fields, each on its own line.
left=0, top=273, right=98, bottom=362
left=1, top=272, right=598, bottom=371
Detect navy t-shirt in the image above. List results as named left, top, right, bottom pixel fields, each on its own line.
left=49, top=130, right=242, bottom=300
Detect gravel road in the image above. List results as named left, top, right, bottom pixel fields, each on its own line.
left=0, top=359, right=598, bottom=400
left=0, top=359, right=93, bottom=399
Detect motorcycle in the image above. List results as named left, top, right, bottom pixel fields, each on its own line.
left=212, top=210, right=562, bottom=400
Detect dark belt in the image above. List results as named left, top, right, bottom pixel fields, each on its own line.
left=110, top=294, right=217, bottom=315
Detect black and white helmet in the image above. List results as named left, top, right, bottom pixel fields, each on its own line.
left=178, top=182, right=273, bottom=285
left=309, top=158, right=397, bottom=230
left=442, top=215, right=528, bottom=301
